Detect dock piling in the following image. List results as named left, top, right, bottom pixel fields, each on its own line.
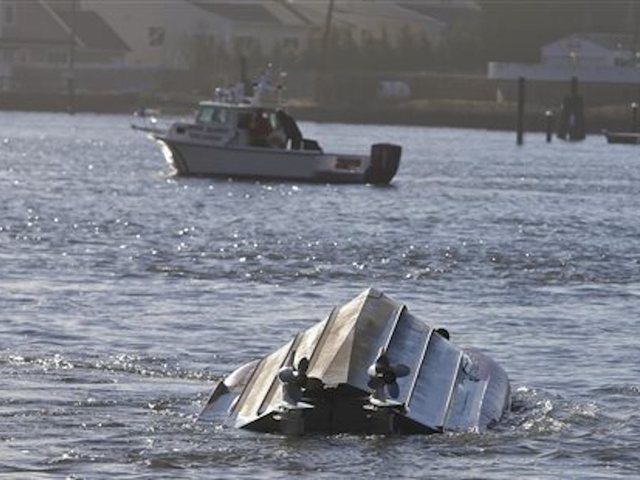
left=545, top=110, right=554, bottom=143
left=516, top=76, right=525, bottom=145
left=556, top=76, right=586, bottom=141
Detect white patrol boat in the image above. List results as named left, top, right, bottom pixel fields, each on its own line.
left=200, top=288, right=511, bottom=435
left=152, top=77, right=401, bottom=184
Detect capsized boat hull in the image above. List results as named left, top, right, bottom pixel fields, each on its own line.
left=201, top=288, right=510, bottom=435
left=155, top=137, right=400, bottom=184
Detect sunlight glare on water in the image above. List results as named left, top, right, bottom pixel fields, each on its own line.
left=1, top=112, right=640, bottom=478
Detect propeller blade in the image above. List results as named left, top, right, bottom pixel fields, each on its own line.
left=376, top=354, right=390, bottom=369
left=393, top=364, right=410, bottom=378
left=297, top=357, right=309, bottom=375
left=388, top=381, right=400, bottom=399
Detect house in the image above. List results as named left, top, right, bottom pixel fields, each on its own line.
left=1, top=0, right=480, bottom=94
left=0, top=0, right=129, bottom=92
left=190, top=1, right=312, bottom=56
left=82, top=0, right=314, bottom=71
left=541, top=33, right=635, bottom=67
left=80, top=0, right=468, bottom=69
left=289, top=0, right=450, bottom=47
left=488, top=33, right=640, bottom=84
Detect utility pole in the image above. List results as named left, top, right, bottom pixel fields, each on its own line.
left=67, top=0, right=76, bottom=115
left=317, top=0, right=335, bottom=104
left=321, top=0, right=335, bottom=70
left=631, top=0, right=639, bottom=59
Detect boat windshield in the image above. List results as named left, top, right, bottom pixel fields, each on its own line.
left=196, top=106, right=229, bottom=125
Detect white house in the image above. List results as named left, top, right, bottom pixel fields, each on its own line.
left=290, top=0, right=452, bottom=47
left=80, top=0, right=469, bottom=70
left=488, top=33, right=640, bottom=84
left=541, top=33, right=635, bottom=67
left=191, top=1, right=312, bottom=56
left=81, top=0, right=314, bottom=70
left=0, top=0, right=129, bottom=91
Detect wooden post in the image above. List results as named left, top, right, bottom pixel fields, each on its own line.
left=545, top=110, right=554, bottom=143
left=557, top=76, right=586, bottom=141
left=516, top=76, right=525, bottom=145
left=316, top=0, right=335, bottom=104
left=571, top=76, right=578, bottom=97
left=321, top=0, right=335, bottom=70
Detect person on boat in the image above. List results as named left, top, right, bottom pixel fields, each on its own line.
left=267, top=113, right=287, bottom=149
left=249, top=109, right=273, bottom=147
left=276, top=109, right=303, bottom=150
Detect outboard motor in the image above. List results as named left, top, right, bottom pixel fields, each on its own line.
left=366, top=143, right=402, bottom=185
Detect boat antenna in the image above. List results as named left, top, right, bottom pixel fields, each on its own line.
left=276, top=71, right=287, bottom=108
left=239, top=55, right=249, bottom=98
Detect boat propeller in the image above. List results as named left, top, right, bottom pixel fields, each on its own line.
left=367, top=348, right=410, bottom=402
left=278, top=350, right=322, bottom=405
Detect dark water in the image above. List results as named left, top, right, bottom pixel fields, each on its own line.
left=1, top=111, right=639, bottom=479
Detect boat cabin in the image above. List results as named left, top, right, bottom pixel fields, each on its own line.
left=191, top=101, right=315, bottom=151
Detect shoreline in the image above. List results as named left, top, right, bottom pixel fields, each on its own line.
left=1, top=92, right=637, bottom=134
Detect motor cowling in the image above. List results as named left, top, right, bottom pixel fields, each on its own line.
left=366, top=143, right=402, bottom=184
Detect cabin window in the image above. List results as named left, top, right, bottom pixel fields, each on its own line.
left=237, top=112, right=252, bottom=129
left=196, top=106, right=228, bottom=125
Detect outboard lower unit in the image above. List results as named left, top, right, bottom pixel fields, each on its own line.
left=366, top=144, right=402, bottom=185
left=200, top=288, right=510, bottom=435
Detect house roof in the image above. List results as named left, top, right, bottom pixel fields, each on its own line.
left=288, top=1, right=445, bottom=40
left=397, top=2, right=479, bottom=26
left=547, top=33, right=634, bottom=52
left=0, top=1, right=129, bottom=52
left=190, top=1, right=312, bottom=27
left=573, top=33, right=633, bottom=51
left=191, top=2, right=282, bottom=24
left=54, top=10, right=130, bottom=51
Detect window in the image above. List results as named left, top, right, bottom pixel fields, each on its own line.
left=48, top=50, right=68, bottom=64
left=32, top=48, right=48, bottom=63
left=237, top=112, right=252, bottom=129
left=196, top=106, right=228, bottom=125
left=3, top=2, right=16, bottom=26
left=234, top=36, right=258, bottom=54
left=148, top=26, right=165, bottom=47
left=282, top=37, right=299, bottom=51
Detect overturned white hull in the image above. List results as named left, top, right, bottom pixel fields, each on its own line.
left=201, top=288, right=510, bottom=435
